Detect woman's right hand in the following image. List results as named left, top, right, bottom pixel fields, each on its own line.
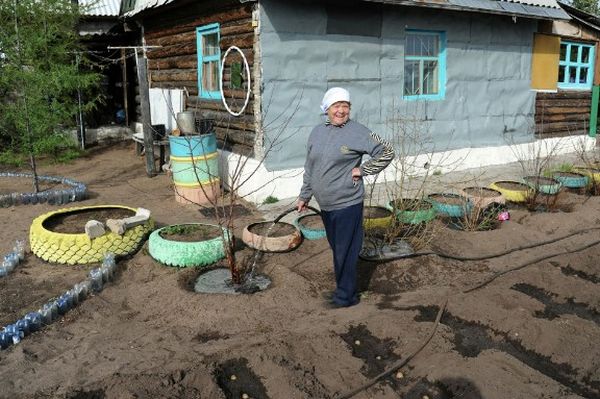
left=297, top=199, right=308, bottom=213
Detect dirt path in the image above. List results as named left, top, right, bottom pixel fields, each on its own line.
left=0, top=142, right=599, bottom=399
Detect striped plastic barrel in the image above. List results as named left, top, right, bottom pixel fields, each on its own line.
left=168, top=134, right=220, bottom=204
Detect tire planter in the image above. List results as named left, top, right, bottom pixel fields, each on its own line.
left=386, top=199, right=437, bottom=225
left=551, top=171, right=589, bottom=189
left=489, top=181, right=531, bottom=203
left=0, top=172, right=86, bottom=207
left=573, top=166, right=600, bottom=185
left=363, top=206, right=394, bottom=230
left=242, top=221, right=302, bottom=252
left=460, top=187, right=505, bottom=208
left=427, top=193, right=471, bottom=217
left=293, top=213, right=327, bottom=240
left=30, top=205, right=153, bottom=265
left=522, top=176, right=562, bottom=195
left=149, top=223, right=228, bottom=267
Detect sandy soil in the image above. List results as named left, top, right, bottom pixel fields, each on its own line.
left=0, top=142, right=599, bottom=399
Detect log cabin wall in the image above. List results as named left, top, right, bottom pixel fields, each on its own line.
left=535, top=91, right=591, bottom=138
left=534, top=19, right=598, bottom=139
left=142, top=0, right=257, bottom=156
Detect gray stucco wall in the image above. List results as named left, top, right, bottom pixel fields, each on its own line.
left=259, top=0, right=537, bottom=170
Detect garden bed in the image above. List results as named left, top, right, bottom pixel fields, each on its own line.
left=1, top=144, right=600, bottom=399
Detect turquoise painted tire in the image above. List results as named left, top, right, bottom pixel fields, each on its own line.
left=148, top=223, right=229, bottom=268
left=294, top=214, right=326, bottom=240
left=427, top=193, right=471, bottom=218
left=522, top=176, right=562, bottom=195
left=551, top=171, right=588, bottom=188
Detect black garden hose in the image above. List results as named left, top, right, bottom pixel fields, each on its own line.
left=361, top=225, right=600, bottom=262
left=273, top=206, right=321, bottom=224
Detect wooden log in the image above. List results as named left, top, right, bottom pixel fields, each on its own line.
left=536, top=99, right=591, bottom=107
left=220, top=22, right=254, bottom=37
left=535, top=121, right=587, bottom=133
left=148, top=49, right=254, bottom=70
left=221, top=34, right=254, bottom=49
left=536, top=91, right=592, bottom=100
left=149, top=55, right=197, bottom=70
left=535, top=106, right=591, bottom=114
left=147, top=43, right=196, bottom=59
left=150, top=80, right=198, bottom=95
left=150, top=70, right=197, bottom=82
left=535, top=113, right=590, bottom=122
left=146, top=31, right=196, bottom=47
left=145, top=6, right=252, bottom=40
left=186, top=97, right=254, bottom=116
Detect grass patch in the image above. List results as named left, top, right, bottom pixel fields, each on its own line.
left=262, top=195, right=279, bottom=204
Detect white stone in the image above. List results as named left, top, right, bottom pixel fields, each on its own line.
left=85, top=220, right=105, bottom=239
left=135, top=207, right=151, bottom=218
left=106, top=219, right=126, bottom=235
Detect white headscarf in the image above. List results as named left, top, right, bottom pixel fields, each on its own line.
left=320, top=87, right=350, bottom=114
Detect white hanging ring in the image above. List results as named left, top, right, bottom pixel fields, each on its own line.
left=219, top=46, right=251, bottom=117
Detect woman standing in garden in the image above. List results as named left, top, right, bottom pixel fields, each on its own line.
left=297, top=87, right=395, bottom=308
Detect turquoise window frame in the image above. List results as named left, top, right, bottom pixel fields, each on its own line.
left=196, top=23, right=221, bottom=100
left=558, top=41, right=594, bottom=90
left=403, top=30, right=446, bottom=101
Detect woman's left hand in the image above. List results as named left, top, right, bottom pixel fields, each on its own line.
left=352, top=167, right=362, bottom=183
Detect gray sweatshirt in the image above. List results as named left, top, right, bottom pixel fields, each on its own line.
left=299, top=119, right=395, bottom=211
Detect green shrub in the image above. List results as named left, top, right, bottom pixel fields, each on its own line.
left=262, top=195, right=279, bottom=204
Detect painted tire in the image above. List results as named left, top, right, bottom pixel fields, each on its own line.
left=574, top=167, right=600, bottom=185
left=460, top=187, right=505, bottom=208
left=30, top=205, right=153, bottom=265
left=148, top=223, right=228, bottom=267
left=551, top=171, right=589, bottom=188
left=385, top=199, right=437, bottom=224
left=489, top=181, right=531, bottom=203
left=427, top=193, right=471, bottom=217
left=242, top=222, right=302, bottom=252
left=293, top=214, right=327, bottom=240
left=364, top=206, right=394, bottom=229
left=522, top=176, right=562, bottom=195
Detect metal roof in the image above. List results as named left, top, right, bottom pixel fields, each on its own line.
left=364, top=0, right=570, bottom=19
left=558, top=1, right=600, bottom=30
left=123, top=0, right=188, bottom=16
left=79, top=0, right=122, bottom=17
left=123, top=0, right=568, bottom=20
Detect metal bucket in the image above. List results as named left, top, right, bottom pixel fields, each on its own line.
left=176, top=111, right=197, bottom=134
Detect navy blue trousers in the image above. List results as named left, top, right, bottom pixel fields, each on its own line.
left=320, top=202, right=363, bottom=306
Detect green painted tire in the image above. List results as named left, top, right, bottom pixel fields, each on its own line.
left=386, top=199, right=437, bottom=224
left=148, top=223, right=229, bottom=267
left=30, top=205, right=153, bottom=265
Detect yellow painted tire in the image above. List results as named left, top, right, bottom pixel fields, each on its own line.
left=574, top=167, right=600, bottom=185
left=489, top=181, right=531, bottom=203
left=363, top=206, right=394, bottom=230
left=30, top=205, right=154, bottom=265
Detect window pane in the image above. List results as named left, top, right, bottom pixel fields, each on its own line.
left=580, top=67, right=588, bottom=83
left=202, top=61, right=219, bottom=92
left=406, top=34, right=438, bottom=57
left=581, top=46, right=590, bottom=64
left=203, top=32, right=219, bottom=57
left=404, top=60, right=421, bottom=95
left=568, top=66, right=577, bottom=83
left=570, top=45, right=578, bottom=62
left=560, top=44, right=567, bottom=61
left=558, top=65, right=565, bottom=82
left=423, top=61, right=438, bottom=94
